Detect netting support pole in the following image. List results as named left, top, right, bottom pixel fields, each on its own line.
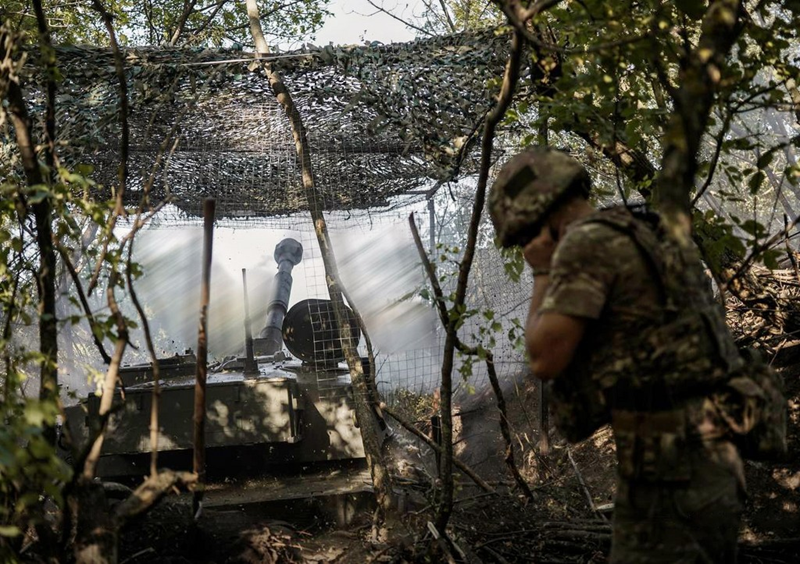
left=192, top=197, right=215, bottom=520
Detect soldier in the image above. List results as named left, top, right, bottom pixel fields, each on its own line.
left=489, top=147, right=745, bottom=563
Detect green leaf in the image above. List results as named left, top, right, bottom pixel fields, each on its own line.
left=675, top=0, right=707, bottom=19
left=740, top=219, right=765, bottom=238
left=762, top=249, right=781, bottom=270
left=24, top=403, right=48, bottom=427
left=27, top=187, right=50, bottom=204
left=756, top=152, right=774, bottom=169
left=0, top=526, right=21, bottom=538
left=748, top=171, right=765, bottom=194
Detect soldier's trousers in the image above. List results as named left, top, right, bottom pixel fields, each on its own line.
left=610, top=442, right=745, bottom=564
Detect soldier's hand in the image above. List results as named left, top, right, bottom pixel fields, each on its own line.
left=523, top=228, right=557, bottom=271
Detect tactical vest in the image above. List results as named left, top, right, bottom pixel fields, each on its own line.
left=549, top=206, right=788, bottom=462
left=549, top=207, right=741, bottom=442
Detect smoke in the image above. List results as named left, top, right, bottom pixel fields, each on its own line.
left=333, top=224, right=435, bottom=352
left=59, top=219, right=445, bottom=395
left=130, top=227, right=305, bottom=360
left=129, top=223, right=438, bottom=365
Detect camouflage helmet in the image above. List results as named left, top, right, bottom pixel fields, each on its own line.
left=489, top=147, right=590, bottom=248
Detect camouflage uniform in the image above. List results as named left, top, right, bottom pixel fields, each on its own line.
left=540, top=213, right=745, bottom=564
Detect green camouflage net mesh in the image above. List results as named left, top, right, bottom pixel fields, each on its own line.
left=8, top=28, right=521, bottom=223
left=6, top=29, right=534, bottom=408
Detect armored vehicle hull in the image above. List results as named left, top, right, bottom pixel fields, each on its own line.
left=62, top=237, right=370, bottom=477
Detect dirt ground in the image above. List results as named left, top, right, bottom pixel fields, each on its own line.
left=115, top=362, right=800, bottom=564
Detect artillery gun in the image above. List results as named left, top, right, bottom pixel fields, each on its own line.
left=62, top=237, right=370, bottom=478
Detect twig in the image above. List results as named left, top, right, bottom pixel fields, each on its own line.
left=115, top=470, right=198, bottom=522
left=365, top=545, right=391, bottom=564
left=81, top=272, right=129, bottom=479
left=784, top=214, right=800, bottom=286
left=124, top=241, right=162, bottom=477
left=723, top=214, right=800, bottom=292
left=408, top=212, right=450, bottom=326
left=120, top=547, right=156, bottom=564
left=426, top=521, right=458, bottom=564
left=86, top=0, right=130, bottom=296
left=55, top=244, right=112, bottom=364
left=364, top=0, right=435, bottom=37
left=690, top=110, right=735, bottom=208
left=566, top=446, right=607, bottom=522
left=380, top=403, right=495, bottom=493
left=485, top=352, right=534, bottom=500
left=480, top=546, right=512, bottom=564
left=542, top=521, right=611, bottom=531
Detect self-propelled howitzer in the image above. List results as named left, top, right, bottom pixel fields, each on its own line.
left=62, top=238, right=367, bottom=477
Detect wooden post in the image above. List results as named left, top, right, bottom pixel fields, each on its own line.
left=538, top=378, right=550, bottom=455
left=192, top=198, right=215, bottom=518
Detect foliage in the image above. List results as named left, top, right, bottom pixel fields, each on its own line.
left=0, top=157, right=128, bottom=550
left=498, top=0, right=800, bottom=268
left=0, top=0, right=331, bottom=48
left=0, top=393, right=72, bottom=551
left=416, top=0, right=505, bottom=35
left=0, top=0, right=127, bottom=45
left=122, top=0, right=332, bottom=47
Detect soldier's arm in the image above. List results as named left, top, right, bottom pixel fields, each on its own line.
left=526, top=274, right=587, bottom=380
left=524, top=223, right=613, bottom=380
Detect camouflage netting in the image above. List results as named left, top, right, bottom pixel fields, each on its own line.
left=8, top=29, right=536, bottom=402
left=12, top=28, right=522, bottom=222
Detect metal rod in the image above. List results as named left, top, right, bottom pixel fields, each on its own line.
left=241, top=268, right=258, bottom=374
left=192, top=197, right=215, bottom=519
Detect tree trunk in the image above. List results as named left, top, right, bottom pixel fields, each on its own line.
left=72, top=479, right=117, bottom=564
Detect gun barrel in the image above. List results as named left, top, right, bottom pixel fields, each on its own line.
left=255, top=238, right=303, bottom=355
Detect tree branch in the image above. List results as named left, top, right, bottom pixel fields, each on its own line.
left=81, top=273, right=129, bottom=479
left=114, top=470, right=197, bottom=522
left=54, top=244, right=112, bottom=365
left=86, top=0, right=130, bottom=295
left=365, top=0, right=435, bottom=37
left=168, top=0, right=199, bottom=46
left=435, top=27, right=524, bottom=531
left=492, top=0, right=645, bottom=54
left=245, top=0, right=394, bottom=527
left=380, top=403, right=494, bottom=493
left=655, top=0, right=745, bottom=238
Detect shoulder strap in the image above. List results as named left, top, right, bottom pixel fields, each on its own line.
left=584, top=208, right=743, bottom=374
left=580, top=207, right=673, bottom=310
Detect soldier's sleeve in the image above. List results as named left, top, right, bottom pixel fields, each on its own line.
left=539, top=223, right=618, bottom=320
